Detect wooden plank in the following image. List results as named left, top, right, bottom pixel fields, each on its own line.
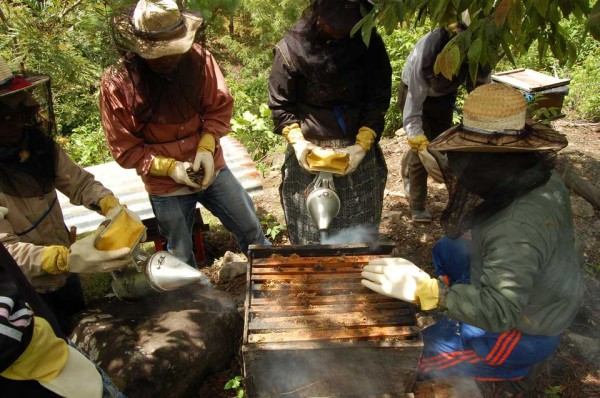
left=250, top=293, right=394, bottom=306
left=251, top=273, right=362, bottom=282
left=243, top=339, right=424, bottom=351
left=251, top=255, right=376, bottom=267
left=491, top=68, right=569, bottom=92
left=247, top=325, right=420, bottom=343
left=248, top=309, right=415, bottom=330
left=251, top=265, right=365, bottom=274
left=248, top=243, right=396, bottom=260
left=249, top=300, right=410, bottom=315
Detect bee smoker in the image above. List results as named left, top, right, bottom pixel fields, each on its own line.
left=111, top=247, right=210, bottom=301
left=305, top=171, right=341, bottom=243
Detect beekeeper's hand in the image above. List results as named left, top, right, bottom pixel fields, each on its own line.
left=99, top=195, right=145, bottom=239
left=149, top=156, right=201, bottom=189
left=41, top=225, right=132, bottom=274
left=408, top=133, right=429, bottom=152
left=40, top=345, right=102, bottom=398
left=282, top=123, right=315, bottom=172
left=0, top=206, right=8, bottom=219
left=340, top=126, right=377, bottom=175
left=361, top=258, right=439, bottom=310
left=193, top=134, right=216, bottom=189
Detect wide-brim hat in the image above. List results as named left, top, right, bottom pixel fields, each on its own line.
left=113, top=0, right=203, bottom=60
left=429, top=84, right=568, bottom=153
left=0, top=57, right=49, bottom=105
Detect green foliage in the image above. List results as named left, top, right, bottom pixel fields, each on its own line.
left=60, top=124, right=113, bottom=167
left=568, top=52, right=600, bottom=122
left=259, top=213, right=286, bottom=243
left=230, top=103, right=284, bottom=163
left=224, top=375, right=245, bottom=398
left=544, top=385, right=562, bottom=398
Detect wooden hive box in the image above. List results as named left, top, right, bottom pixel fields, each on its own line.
left=243, top=244, right=424, bottom=398
left=492, top=68, right=570, bottom=119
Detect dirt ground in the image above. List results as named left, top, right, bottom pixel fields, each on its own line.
left=199, top=119, right=600, bottom=398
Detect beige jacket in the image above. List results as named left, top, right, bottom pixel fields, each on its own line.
left=0, top=144, right=112, bottom=293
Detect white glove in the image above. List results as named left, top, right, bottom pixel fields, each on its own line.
left=68, top=225, right=132, bottom=273
left=0, top=206, right=8, bottom=219
left=40, top=345, right=102, bottom=398
left=167, top=161, right=202, bottom=189
left=361, top=258, right=430, bottom=303
left=292, top=140, right=315, bottom=172
left=192, top=151, right=215, bottom=189
left=340, top=144, right=366, bottom=175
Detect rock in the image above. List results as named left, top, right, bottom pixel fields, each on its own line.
left=71, top=284, right=243, bottom=398
left=570, top=196, right=595, bottom=219
left=219, top=262, right=248, bottom=281
left=564, top=332, right=600, bottom=365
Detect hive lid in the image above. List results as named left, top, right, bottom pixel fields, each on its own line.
left=492, top=68, right=570, bottom=92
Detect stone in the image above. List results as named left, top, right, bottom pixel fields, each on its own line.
left=218, top=262, right=248, bottom=282
left=71, top=283, right=243, bottom=398
left=570, top=196, right=595, bottom=219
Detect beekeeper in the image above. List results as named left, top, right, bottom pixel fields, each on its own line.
left=0, top=244, right=124, bottom=398
left=268, top=0, right=392, bottom=244
left=100, top=0, right=268, bottom=265
left=399, top=11, right=490, bottom=222
left=362, top=84, right=582, bottom=395
left=0, top=58, right=140, bottom=334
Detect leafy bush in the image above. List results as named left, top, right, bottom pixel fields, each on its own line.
left=60, top=124, right=113, bottom=167
left=568, top=53, right=600, bottom=122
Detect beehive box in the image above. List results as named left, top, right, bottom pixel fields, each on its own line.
left=492, top=68, right=570, bottom=119
left=243, top=244, right=423, bottom=398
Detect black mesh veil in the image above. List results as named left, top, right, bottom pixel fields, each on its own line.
left=430, top=150, right=556, bottom=238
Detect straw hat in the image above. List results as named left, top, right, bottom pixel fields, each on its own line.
left=0, top=56, right=49, bottom=102
left=113, top=0, right=203, bottom=60
left=428, top=84, right=568, bottom=152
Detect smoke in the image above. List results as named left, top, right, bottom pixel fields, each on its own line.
left=321, top=224, right=379, bottom=244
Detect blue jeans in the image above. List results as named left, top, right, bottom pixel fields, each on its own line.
left=419, top=237, right=560, bottom=381
left=149, top=168, right=269, bottom=266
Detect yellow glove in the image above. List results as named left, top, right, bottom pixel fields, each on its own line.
left=355, top=126, right=377, bottom=151
left=306, top=147, right=348, bottom=174
left=282, top=123, right=314, bottom=172
left=95, top=209, right=147, bottom=251
left=193, top=134, right=216, bottom=189
left=408, top=133, right=429, bottom=152
left=98, top=194, right=120, bottom=216
left=150, top=156, right=201, bottom=189
left=41, top=225, right=133, bottom=274
left=1, top=317, right=68, bottom=382
left=361, top=258, right=439, bottom=310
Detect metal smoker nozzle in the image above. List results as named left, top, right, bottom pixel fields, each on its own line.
left=306, top=172, right=341, bottom=234
left=111, top=248, right=210, bottom=301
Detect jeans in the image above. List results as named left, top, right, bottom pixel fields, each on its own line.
left=150, top=168, right=269, bottom=267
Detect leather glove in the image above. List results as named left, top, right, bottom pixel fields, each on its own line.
left=282, top=123, right=314, bottom=172
left=95, top=209, right=147, bottom=251
left=408, top=133, right=429, bottom=152
left=99, top=195, right=147, bottom=242
left=340, top=126, right=377, bottom=175
left=41, top=225, right=133, bottom=274
left=306, top=147, right=348, bottom=174
left=361, top=258, right=439, bottom=310
left=40, top=345, right=102, bottom=398
left=0, top=206, right=8, bottom=219
left=149, top=156, right=201, bottom=189
left=193, top=134, right=216, bottom=189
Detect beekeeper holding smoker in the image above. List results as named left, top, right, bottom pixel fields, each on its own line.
left=0, top=57, right=142, bottom=335
left=362, top=84, right=582, bottom=396
left=0, top=58, right=132, bottom=397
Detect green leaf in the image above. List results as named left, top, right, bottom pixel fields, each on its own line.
left=534, top=0, right=549, bottom=18
left=467, top=37, right=482, bottom=63
left=434, top=44, right=461, bottom=80
left=361, top=11, right=375, bottom=46
left=494, top=0, right=511, bottom=27
left=242, top=111, right=257, bottom=123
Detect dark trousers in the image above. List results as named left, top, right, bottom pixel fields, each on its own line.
left=399, top=83, right=455, bottom=210
left=40, top=273, right=86, bottom=335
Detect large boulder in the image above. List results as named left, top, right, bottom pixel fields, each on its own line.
left=71, top=283, right=243, bottom=398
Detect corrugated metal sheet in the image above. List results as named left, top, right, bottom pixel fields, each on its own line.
left=58, top=135, right=263, bottom=234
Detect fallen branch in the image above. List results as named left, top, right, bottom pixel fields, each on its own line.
left=557, top=165, right=600, bottom=210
